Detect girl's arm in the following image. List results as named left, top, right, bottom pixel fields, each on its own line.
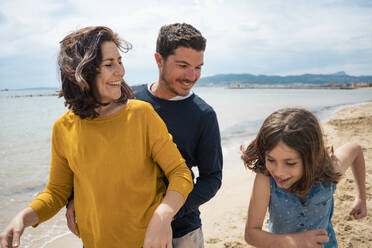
left=333, top=142, right=367, bottom=219
left=0, top=207, right=39, bottom=248
left=245, top=173, right=329, bottom=248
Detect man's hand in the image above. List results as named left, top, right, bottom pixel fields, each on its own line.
left=66, top=200, right=79, bottom=236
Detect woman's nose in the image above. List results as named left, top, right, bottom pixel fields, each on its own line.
left=115, top=64, right=125, bottom=77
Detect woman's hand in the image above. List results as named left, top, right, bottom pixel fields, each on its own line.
left=143, top=190, right=185, bottom=248
left=143, top=210, right=173, bottom=248
left=0, top=207, right=38, bottom=248
left=0, top=216, right=25, bottom=248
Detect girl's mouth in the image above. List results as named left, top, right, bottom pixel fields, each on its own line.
left=274, top=176, right=291, bottom=185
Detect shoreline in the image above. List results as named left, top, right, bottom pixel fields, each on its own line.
left=27, top=102, right=372, bottom=247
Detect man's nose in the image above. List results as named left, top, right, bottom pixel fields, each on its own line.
left=185, top=68, right=197, bottom=81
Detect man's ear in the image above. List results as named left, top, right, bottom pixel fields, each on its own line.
left=154, top=53, right=163, bottom=68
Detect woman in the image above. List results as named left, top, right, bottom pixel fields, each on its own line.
left=0, top=26, right=193, bottom=248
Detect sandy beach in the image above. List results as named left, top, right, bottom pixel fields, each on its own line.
left=40, top=103, right=372, bottom=248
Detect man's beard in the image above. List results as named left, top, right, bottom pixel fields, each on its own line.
left=160, top=71, right=195, bottom=97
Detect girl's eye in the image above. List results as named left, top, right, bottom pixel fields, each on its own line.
left=286, top=162, right=297, bottom=166
left=267, top=158, right=274, bottom=163
left=104, top=64, right=112, bottom=67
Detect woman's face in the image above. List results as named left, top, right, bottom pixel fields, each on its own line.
left=94, top=41, right=124, bottom=103
left=265, top=141, right=304, bottom=190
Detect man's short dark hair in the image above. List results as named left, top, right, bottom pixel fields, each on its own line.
left=156, top=23, right=206, bottom=60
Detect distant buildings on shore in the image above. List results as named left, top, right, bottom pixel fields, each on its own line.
left=225, top=81, right=372, bottom=89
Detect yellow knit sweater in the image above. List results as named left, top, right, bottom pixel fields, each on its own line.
left=29, top=100, right=193, bottom=247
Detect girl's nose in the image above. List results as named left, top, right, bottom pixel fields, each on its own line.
left=274, top=164, right=287, bottom=177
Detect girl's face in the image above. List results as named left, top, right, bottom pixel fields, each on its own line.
left=94, top=41, right=125, bottom=103
left=265, top=141, right=304, bottom=190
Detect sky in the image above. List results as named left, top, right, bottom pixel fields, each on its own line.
left=0, top=0, right=371, bottom=89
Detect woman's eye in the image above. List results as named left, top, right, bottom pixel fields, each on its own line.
left=267, top=158, right=274, bottom=163
left=104, top=64, right=112, bottom=67
left=287, top=162, right=297, bottom=166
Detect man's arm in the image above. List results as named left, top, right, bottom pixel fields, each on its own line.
left=175, top=110, right=223, bottom=218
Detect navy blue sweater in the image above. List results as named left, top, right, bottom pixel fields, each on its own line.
left=132, top=84, right=223, bottom=238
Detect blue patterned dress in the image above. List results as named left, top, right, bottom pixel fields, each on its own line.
left=268, top=177, right=337, bottom=247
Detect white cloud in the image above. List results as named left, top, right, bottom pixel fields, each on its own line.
left=0, top=0, right=372, bottom=88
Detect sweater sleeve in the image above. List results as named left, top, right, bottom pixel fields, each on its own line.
left=175, top=110, right=223, bottom=219
left=146, top=105, right=193, bottom=201
left=29, top=121, right=73, bottom=225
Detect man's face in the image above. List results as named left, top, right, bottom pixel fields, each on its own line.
left=157, top=47, right=204, bottom=98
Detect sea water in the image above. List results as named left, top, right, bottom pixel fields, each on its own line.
left=0, top=87, right=371, bottom=247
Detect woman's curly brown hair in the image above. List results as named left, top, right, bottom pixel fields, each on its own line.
left=58, top=26, right=133, bottom=118
left=241, top=108, right=341, bottom=196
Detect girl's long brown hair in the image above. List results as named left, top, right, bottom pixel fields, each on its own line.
left=241, top=108, right=341, bottom=196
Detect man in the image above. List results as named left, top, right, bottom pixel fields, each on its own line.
left=67, top=23, right=222, bottom=247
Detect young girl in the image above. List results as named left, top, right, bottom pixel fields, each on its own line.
left=241, top=108, right=367, bottom=248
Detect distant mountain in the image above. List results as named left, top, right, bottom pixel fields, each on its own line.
left=198, top=71, right=372, bottom=85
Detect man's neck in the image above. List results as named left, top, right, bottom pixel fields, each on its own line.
left=148, top=82, right=193, bottom=101
left=150, top=81, right=174, bottom=100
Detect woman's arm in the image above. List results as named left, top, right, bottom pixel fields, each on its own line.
left=333, top=142, right=367, bottom=219
left=245, top=173, right=329, bottom=248
left=143, top=105, right=193, bottom=247
left=143, top=190, right=185, bottom=248
left=0, top=207, right=39, bottom=248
